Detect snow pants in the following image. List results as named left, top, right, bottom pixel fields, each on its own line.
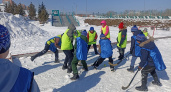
left=87, top=44, right=98, bottom=54
left=71, top=55, right=88, bottom=74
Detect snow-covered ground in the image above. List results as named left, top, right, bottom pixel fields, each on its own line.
left=1, top=13, right=171, bottom=92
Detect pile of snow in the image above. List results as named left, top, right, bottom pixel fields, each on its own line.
left=0, top=13, right=49, bottom=38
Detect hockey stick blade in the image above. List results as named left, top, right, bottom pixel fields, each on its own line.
left=121, top=70, right=139, bottom=90
left=122, top=86, right=129, bottom=90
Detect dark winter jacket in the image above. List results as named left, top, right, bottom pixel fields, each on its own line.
left=67, top=24, right=76, bottom=42
left=139, top=38, right=155, bottom=68
left=130, top=30, right=143, bottom=56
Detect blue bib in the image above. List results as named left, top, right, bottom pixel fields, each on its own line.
left=76, top=37, right=88, bottom=60
left=99, top=39, right=113, bottom=58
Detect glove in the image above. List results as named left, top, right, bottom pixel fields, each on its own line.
left=130, top=51, right=132, bottom=54
left=138, top=66, right=142, bottom=71
left=94, top=39, right=96, bottom=42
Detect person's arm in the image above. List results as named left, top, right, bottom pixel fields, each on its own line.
left=130, top=37, right=135, bottom=54
left=119, top=30, right=127, bottom=46
left=55, top=38, right=61, bottom=49
left=95, top=33, right=98, bottom=40
left=87, top=33, right=89, bottom=41
left=139, top=49, right=148, bottom=68
left=98, top=44, right=101, bottom=54
left=104, top=26, right=109, bottom=36
left=67, top=29, right=74, bottom=42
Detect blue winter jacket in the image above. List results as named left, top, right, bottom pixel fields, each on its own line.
left=139, top=40, right=155, bottom=68
left=130, top=30, right=143, bottom=57
left=0, top=59, right=40, bottom=92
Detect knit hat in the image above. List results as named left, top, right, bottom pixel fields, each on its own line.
left=0, top=25, right=10, bottom=54
left=118, top=22, right=124, bottom=29
left=100, top=20, right=106, bottom=25
left=81, top=30, right=87, bottom=36
left=90, top=27, right=94, bottom=31
left=131, top=25, right=138, bottom=32
left=100, top=34, right=105, bottom=38
left=136, top=33, right=146, bottom=42
left=143, top=28, right=147, bottom=32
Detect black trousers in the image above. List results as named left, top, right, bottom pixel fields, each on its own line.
left=33, top=44, right=58, bottom=60
left=87, top=44, right=98, bottom=54
left=117, top=46, right=125, bottom=59
left=141, top=65, right=159, bottom=87
left=63, top=50, right=73, bottom=66
left=93, top=56, right=113, bottom=67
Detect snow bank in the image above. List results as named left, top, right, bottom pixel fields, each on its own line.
left=0, top=13, right=49, bottom=39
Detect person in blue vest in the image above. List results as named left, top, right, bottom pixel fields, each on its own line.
left=92, top=34, right=114, bottom=71
left=31, top=34, right=63, bottom=63
left=127, top=25, right=142, bottom=72
left=0, top=24, right=40, bottom=92
left=87, top=27, right=98, bottom=55
left=135, top=34, right=163, bottom=91
left=70, top=30, right=88, bottom=80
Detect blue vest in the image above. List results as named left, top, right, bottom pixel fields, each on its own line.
left=47, top=36, right=61, bottom=53
left=10, top=67, right=33, bottom=92
left=132, top=36, right=141, bottom=57
left=99, top=39, right=113, bottom=58
left=76, top=37, right=88, bottom=60
left=142, top=46, right=166, bottom=71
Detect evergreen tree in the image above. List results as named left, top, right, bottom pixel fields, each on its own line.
left=38, top=2, right=49, bottom=24
left=13, top=3, right=18, bottom=15
left=28, top=2, right=36, bottom=20
left=17, top=3, right=25, bottom=16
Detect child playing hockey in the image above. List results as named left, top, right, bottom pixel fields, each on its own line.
left=92, top=34, right=114, bottom=71
left=70, top=30, right=88, bottom=80
left=117, top=22, right=127, bottom=60
left=31, top=34, right=62, bottom=63
left=135, top=33, right=165, bottom=91
left=87, top=27, right=98, bottom=55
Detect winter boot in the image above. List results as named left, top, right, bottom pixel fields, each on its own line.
left=67, top=66, right=72, bottom=73
left=70, top=73, right=79, bottom=80
left=82, top=67, right=88, bottom=71
left=31, top=56, right=36, bottom=61
left=62, top=64, right=68, bottom=70
left=135, top=86, right=148, bottom=91
left=152, top=74, right=162, bottom=86
left=127, top=66, right=134, bottom=73
left=54, top=59, right=60, bottom=63
left=110, top=65, right=115, bottom=72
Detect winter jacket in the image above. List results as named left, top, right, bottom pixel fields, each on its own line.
left=130, top=30, right=143, bottom=56
left=117, top=29, right=127, bottom=48
left=101, top=21, right=110, bottom=40
left=0, top=59, right=40, bottom=92
left=138, top=39, right=155, bottom=68
left=46, top=36, right=61, bottom=52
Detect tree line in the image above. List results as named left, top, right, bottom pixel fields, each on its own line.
left=4, top=2, right=49, bottom=24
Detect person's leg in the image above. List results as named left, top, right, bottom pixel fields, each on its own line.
left=31, top=44, right=49, bottom=61
left=87, top=45, right=91, bottom=53
left=92, top=56, right=105, bottom=68
left=127, top=56, right=137, bottom=72
left=108, top=56, right=115, bottom=71
left=54, top=49, right=59, bottom=63
left=136, top=65, right=153, bottom=91
left=71, top=55, right=79, bottom=80
left=93, top=44, right=98, bottom=54
left=67, top=50, right=74, bottom=73
left=62, top=50, right=69, bottom=70
left=151, top=69, right=162, bottom=86
left=81, top=60, right=88, bottom=71
left=119, top=48, right=125, bottom=60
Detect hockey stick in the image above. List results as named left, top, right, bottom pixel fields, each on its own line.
left=122, top=70, right=139, bottom=90
left=108, top=53, right=130, bottom=66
